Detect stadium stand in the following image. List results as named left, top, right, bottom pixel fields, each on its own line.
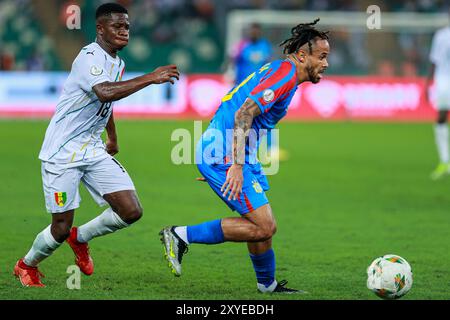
left=1, top=0, right=449, bottom=75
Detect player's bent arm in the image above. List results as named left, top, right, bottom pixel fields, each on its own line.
left=106, top=112, right=117, bottom=142
left=222, top=98, right=261, bottom=201
left=105, top=112, right=119, bottom=156
left=93, top=65, right=180, bottom=103
left=233, top=98, right=261, bottom=165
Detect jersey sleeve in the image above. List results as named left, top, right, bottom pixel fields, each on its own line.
left=72, top=49, right=110, bottom=92
left=248, top=61, right=297, bottom=114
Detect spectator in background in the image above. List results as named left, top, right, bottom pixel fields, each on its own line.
left=0, top=50, right=15, bottom=70
left=376, top=60, right=396, bottom=76
left=26, top=49, right=46, bottom=71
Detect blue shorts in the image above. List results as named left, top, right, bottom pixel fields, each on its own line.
left=197, top=161, right=270, bottom=215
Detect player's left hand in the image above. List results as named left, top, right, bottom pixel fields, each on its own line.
left=221, top=164, right=243, bottom=201
left=106, top=139, right=119, bottom=156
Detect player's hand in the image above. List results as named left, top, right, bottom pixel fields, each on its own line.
left=150, top=65, right=180, bottom=85
left=106, top=138, right=119, bottom=156
left=221, top=164, right=243, bottom=201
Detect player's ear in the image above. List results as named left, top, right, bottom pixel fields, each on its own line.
left=96, top=22, right=103, bottom=36
left=296, top=50, right=306, bottom=63
left=96, top=17, right=107, bottom=36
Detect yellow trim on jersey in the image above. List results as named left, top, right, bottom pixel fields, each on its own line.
left=222, top=72, right=255, bottom=102
left=80, top=138, right=91, bottom=151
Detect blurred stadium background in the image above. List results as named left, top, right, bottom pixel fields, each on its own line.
left=1, top=0, right=450, bottom=300
left=0, top=0, right=449, bottom=120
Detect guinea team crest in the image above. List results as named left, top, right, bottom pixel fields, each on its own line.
left=252, top=180, right=263, bottom=194
left=263, top=89, right=274, bottom=103
left=54, top=192, right=67, bottom=207
left=90, top=65, right=103, bottom=76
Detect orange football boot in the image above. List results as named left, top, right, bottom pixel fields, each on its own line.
left=66, top=227, right=94, bottom=275
left=13, top=258, right=45, bottom=287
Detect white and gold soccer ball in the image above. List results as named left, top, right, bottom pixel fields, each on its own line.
left=367, top=254, right=413, bottom=299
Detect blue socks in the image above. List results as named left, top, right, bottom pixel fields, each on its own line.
left=250, top=248, right=276, bottom=287
left=187, top=219, right=225, bottom=244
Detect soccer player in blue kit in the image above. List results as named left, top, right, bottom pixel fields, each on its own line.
left=160, top=19, right=330, bottom=293
left=231, top=23, right=273, bottom=85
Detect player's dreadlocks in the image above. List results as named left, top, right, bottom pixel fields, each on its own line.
left=280, top=18, right=329, bottom=54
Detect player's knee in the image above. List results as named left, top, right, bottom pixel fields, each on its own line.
left=271, top=222, right=277, bottom=236
left=122, top=204, right=143, bottom=224
left=256, top=224, right=276, bottom=241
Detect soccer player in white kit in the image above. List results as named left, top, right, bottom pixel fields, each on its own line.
left=13, top=3, right=180, bottom=287
left=426, top=10, right=450, bottom=180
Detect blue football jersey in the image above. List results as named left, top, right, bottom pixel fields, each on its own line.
left=200, top=59, right=298, bottom=165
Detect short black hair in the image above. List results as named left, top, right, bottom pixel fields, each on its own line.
left=95, top=3, right=128, bottom=20
left=280, top=18, right=329, bottom=54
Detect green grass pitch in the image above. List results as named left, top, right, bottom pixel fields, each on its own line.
left=0, top=120, right=449, bottom=300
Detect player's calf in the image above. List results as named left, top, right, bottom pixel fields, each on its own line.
left=50, top=210, right=74, bottom=242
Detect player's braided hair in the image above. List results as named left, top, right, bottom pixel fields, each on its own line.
left=280, top=18, right=329, bottom=54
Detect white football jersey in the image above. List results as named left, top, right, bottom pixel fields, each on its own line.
left=429, top=26, right=450, bottom=86
left=39, top=42, right=125, bottom=164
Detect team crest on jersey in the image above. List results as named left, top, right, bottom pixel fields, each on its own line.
left=54, top=192, right=67, bottom=207
left=252, top=180, right=263, bottom=194
left=90, top=65, right=103, bottom=76
left=263, top=89, right=274, bottom=103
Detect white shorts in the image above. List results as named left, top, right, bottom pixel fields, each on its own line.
left=41, top=156, right=135, bottom=213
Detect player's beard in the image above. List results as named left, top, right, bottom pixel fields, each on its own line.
left=307, top=65, right=320, bottom=84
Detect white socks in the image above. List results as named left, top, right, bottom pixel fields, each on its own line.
left=77, top=207, right=129, bottom=243
left=434, top=124, right=449, bottom=164
left=23, top=225, right=62, bottom=267
left=22, top=208, right=128, bottom=267
left=174, top=226, right=189, bottom=244
left=257, top=280, right=277, bottom=293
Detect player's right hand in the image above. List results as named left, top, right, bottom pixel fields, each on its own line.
left=150, top=65, right=180, bottom=84
left=221, top=164, right=243, bottom=201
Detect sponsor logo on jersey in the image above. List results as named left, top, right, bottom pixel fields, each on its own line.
left=54, top=192, right=67, bottom=207
left=90, top=65, right=103, bottom=76
left=263, top=89, right=275, bottom=103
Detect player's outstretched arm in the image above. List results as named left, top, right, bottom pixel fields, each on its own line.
left=221, top=98, right=261, bottom=201
left=93, top=65, right=180, bottom=103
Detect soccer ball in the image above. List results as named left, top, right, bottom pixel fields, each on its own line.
left=367, top=254, right=413, bottom=299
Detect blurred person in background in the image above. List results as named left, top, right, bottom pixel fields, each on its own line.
left=0, top=49, right=15, bottom=71
left=426, top=8, right=450, bottom=180
left=228, top=23, right=273, bottom=85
